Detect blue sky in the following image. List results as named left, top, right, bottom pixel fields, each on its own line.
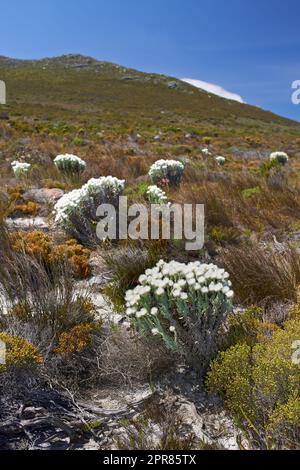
left=1, top=0, right=300, bottom=121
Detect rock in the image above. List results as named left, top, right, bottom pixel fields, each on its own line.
left=23, top=188, right=64, bottom=205
left=21, top=407, right=46, bottom=420
left=6, top=216, right=49, bottom=231
left=18, top=137, right=31, bottom=146
left=168, top=81, right=179, bottom=89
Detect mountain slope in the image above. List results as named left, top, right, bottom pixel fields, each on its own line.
left=0, top=54, right=299, bottom=136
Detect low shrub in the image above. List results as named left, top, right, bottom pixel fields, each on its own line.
left=9, top=201, right=40, bottom=217
left=148, top=160, right=185, bottom=187
left=53, top=176, right=125, bottom=246
left=147, top=185, right=168, bottom=205
left=11, top=232, right=91, bottom=279
left=225, top=306, right=279, bottom=347
left=241, top=186, right=261, bottom=200
left=259, top=158, right=281, bottom=178
left=55, top=323, right=101, bottom=355
left=207, top=318, right=300, bottom=449
left=208, top=225, right=240, bottom=244
left=270, top=151, right=289, bottom=166
left=215, top=156, right=226, bottom=166
left=54, top=153, right=86, bottom=176
left=125, top=260, right=233, bottom=372
left=0, top=332, right=43, bottom=373
left=11, top=161, right=31, bottom=179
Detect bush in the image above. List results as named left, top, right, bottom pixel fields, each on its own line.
left=270, top=151, right=289, bottom=166
left=53, top=176, right=125, bottom=246
left=55, top=323, right=101, bottom=355
left=11, top=161, right=31, bottom=179
left=11, top=231, right=91, bottom=279
left=207, top=318, right=300, bottom=448
left=125, top=260, right=233, bottom=372
left=0, top=332, right=43, bottom=373
left=241, top=186, right=261, bottom=199
left=259, top=158, right=280, bottom=177
left=215, top=156, right=226, bottom=166
left=208, top=225, right=240, bottom=244
left=147, top=185, right=168, bottom=205
left=54, top=153, right=86, bottom=176
left=148, top=160, right=185, bottom=187
left=9, top=201, right=40, bottom=217
left=225, top=306, right=279, bottom=348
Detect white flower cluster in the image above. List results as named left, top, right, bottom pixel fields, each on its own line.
left=270, top=152, right=289, bottom=165
left=202, top=148, right=212, bottom=156
left=11, top=160, right=31, bottom=178
left=148, top=159, right=185, bottom=185
left=147, top=185, right=168, bottom=205
left=215, top=156, right=226, bottom=166
left=54, top=154, right=86, bottom=174
left=125, top=260, right=233, bottom=341
left=84, top=176, right=125, bottom=198
left=54, top=176, right=125, bottom=227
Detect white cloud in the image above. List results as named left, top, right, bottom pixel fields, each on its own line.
left=181, top=78, right=244, bottom=103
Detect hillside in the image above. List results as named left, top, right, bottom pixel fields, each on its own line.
left=0, top=54, right=299, bottom=137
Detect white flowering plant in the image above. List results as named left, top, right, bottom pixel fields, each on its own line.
left=147, top=185, right=168, bottom=205
left=54, top=176, right=125, bottom=245
left=125, top=260, right=233, bottom=371
left=148, top=159, right=185, bottom=187
left=11, top=161, right=31, bottom=178
left=215, top=156, right=226, bottom=166
left=54, top=154, right=86, bottom=176
left=270, top=152, right=289, bottom=166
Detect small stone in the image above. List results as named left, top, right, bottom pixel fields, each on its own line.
left=23, top=188, right=64, bottom=204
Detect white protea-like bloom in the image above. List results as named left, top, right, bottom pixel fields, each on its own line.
left=202, top=148, right=212, bottom=156
left=126, top=259, right=233, bottom=354
left=83, top=176, right=125, bottom=198
left=53, top=176, right=125, bottom=228
left=215, top=156, right=226, bottom=166
left=269, top=152, right=289, bottom=165
left=54, top=154, right=86, bottom=174
left=11, top=160, right=31, bottom=178
left=148, top=159, right=185, bottom=186
left=147, top=185, right=168, bottom=205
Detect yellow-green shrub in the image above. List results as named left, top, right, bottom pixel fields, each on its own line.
left=226, top=306, right=279, bottom=347
left=0, top=332, right=43, bottom=372
left=207, top=319, right=300, bottom=448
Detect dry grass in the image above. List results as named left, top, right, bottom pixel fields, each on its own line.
left=221, top=242, right=300, bottom=305
left=176, top=171, right=300, bottom=238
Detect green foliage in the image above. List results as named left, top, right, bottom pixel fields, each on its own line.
left=0, top=332, right=43, bottom=372
left=103, top=243, right=165, bottom=312
left=126, top=260, right=233, bottom=372
left=226, top=306, right=279, bottom=347
left=124, top=181, right=149, bottom=202
left=259, top=159, right=280, bottom=177
left=208, top=225, right=240, bottom=244
left=242, top=186, right=261, bottom=199
left=207, top=318, right=300, bottom=448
